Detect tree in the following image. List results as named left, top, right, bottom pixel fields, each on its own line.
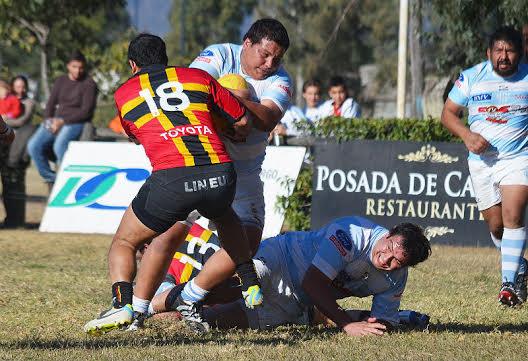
left=165, top=0, right=257, bottom=66
left=0, top=0, right=130, bottom=100
left=426, top=0, right=528, bottom=75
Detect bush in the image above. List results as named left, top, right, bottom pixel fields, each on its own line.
left=279, top=116, right=460, bottom=231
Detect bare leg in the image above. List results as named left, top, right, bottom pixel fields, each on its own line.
left=108, top=206, right=159, bottom=283
left=134, top=222, right=190, bottom=301
left=481, top=204, right=504, bottom=241
left=500, top=185, right=528, bottom=229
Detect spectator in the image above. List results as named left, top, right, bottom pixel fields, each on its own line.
left=273, top=79, right=323, bottom=138
left=0, top=76, right=36, bottom=228
left=27, top=50, right=98, bottom=187
left=0, top=80, right=22, bottom=120
left=318, top=76, right=361, bottom=119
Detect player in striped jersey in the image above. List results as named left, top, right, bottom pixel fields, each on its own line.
left=84, top=34, right=262, bottom=335
left=442, top=27, right=528, bottom=306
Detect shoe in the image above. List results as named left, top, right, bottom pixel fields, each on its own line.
left=514, top=258, right=528, bottom=303
left=498, top=282, right=522, bottom=307
left=126, top=311, right=147, bottom=332
left=84, top=304, right=134, bottom=335
left=172, top=295, right=210, bottom=333
left=242, top=284, right=263, bottom=309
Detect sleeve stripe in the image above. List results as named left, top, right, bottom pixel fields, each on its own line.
left=312, top=255, right=338, bottom=280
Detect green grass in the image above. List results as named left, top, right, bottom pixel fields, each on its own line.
left=1, top=230, right=527, bottom=360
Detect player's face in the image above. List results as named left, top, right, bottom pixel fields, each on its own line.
left=241, top=38, right=285, bottom=80
left=12, top=79, right=26, bottom=98
left=371, top=234, right=409, bottom=271
left=328, top=85, right=347, bottom=108
left=487, top=40, right=520, bottom=77
left=67, top=60, right=85, bottom=81
left=303, top=85, right=321, bottom=108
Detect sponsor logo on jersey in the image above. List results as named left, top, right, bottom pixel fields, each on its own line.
left=199, top=50, right=214, bottom=56
left=486, top=116, right=508, bottom=124
left=336, top=229, right=353, bottom=251
left=471, top=93, right=491, bottom=101
left=277, top=84, right=292, bottom=97
left=478, top=104, right=528, bottom=115
left=458, top=73, right=464, bottom=82
left=329, top=234, right=347, bottom=256
left=515, top=94, right=528, bottom=101
left=160, top=125, right=213, bottom=140
left=196, top=56, right=212, bottom=63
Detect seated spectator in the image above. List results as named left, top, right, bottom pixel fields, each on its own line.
left=27, top=50, right=98, bottom=187
left=273, top=79, right=323, bottom=138
left=0, top=75, right=36, bottom=228
left=0, top=80, right=22, bottom=120
left=318, top=76, right=360, bottom=119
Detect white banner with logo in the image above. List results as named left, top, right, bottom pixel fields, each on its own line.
left=40, top=142, right=305, bottom=237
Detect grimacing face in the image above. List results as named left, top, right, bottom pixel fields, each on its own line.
left=67, top=60, right=85, bottom=81
left=241, top=38, right=285, bottom=80
left=487, top=40, right=520, bottom=77
left=371, top=234, right=409, bottom=271
left=303, top=85, right=321, bottom=108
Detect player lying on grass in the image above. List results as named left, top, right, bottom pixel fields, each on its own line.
left=84, top=33, right=263, bottom=335
left=145, top=216, right=431, bottom=336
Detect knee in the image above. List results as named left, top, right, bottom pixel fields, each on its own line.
left=502, top=208, right=524, bottom=228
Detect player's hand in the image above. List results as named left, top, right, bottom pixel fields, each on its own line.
left=342, top=318, right=386, bottom=336
left=463, top=131, right=489, bottom=154
left=231, top=115, right=252, bottom=142
left=229, top=88, right=251, bottom=100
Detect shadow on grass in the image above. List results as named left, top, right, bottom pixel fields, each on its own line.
left=0, top=327, right=336, bottom=350
left=427, top=322, right=528, bottom=333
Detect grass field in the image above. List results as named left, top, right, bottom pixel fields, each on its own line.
left=1, top=166, right=528, bottom=360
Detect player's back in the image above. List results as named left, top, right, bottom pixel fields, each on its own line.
left=115, top=65, right=243, bottom=171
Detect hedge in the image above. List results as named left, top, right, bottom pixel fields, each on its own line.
left=278, top=116, right=463, bottom=231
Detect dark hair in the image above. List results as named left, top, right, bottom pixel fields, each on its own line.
left=243, top=18, right=290, bottom=50
left=488, top=26, right=523, bottom=53
left=68, top=50, right=86, bottom=64
left=128, top=33, right=168, bottom=67
left=389, top=223, right=431, bottom=267
left=328, top=75, right=347, bottom=90
left=302, top=79, right=322, bottom=93
left=11, top=75, right=28, bottom=90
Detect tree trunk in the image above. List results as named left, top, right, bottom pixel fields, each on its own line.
left=409, top=0, right=423, bottom=119
left=40, top=43, right=50, bottom=100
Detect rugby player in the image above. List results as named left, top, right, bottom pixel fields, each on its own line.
left=140, top=18, right=292, bottom=327
left=84, top=33, right=262, bottom=335
left=441, top=26, right=528, bottom=306
left=150, top=217, right=431, bottom=336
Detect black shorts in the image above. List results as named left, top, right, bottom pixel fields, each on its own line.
left=132, top=162, right=236, bottom=233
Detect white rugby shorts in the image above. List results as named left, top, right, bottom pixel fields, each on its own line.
left=231, top=172, right=265, bottom=230
left=468, top=156, right=528, bottom=211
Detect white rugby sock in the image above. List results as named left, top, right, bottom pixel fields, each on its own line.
left=132, top=295, right=150, bottom=314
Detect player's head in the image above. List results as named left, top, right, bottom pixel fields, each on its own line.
left=371, top=223, right=431, bottom=271
left=128, top=33, right=168, bottom=73
left=302, top=79, right=322, bottom=108
left=487, top=26, right=522, bottom=77
left=241, top=18, right=289, bottom=80
left=328, top=76, right=348, bottom=108
left=67, top=50, right=86, bottom=81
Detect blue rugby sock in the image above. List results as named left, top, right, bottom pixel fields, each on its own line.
left=181, top=278, right=209, bottom=303
left=501, top=227, right=526, bottom=283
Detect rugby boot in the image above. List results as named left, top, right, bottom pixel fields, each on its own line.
left=236, top=261, right=264, bottom=309
left=171, top=295, right=210, bottom=333
left=84, top=304, right=134, bottom=335
left=126, top=311, right=148, bottom=331
left=514, top=257, right=528, bottom=303
left=498, top=282, right=522, bottom=307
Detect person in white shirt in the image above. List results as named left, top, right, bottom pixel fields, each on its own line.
left=318, top=76, right=360, bottom=119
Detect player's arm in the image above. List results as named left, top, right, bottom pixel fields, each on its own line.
left=441, top=99, right=488, bottom=154
left=302, top=266, right=386, bottom=336
left=234, top=98, right=283, bottom=132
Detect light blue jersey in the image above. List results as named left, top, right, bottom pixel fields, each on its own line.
left=266, top=216, right=407, bottom=324
left=189, top=43, right=292, bottom=175
left=448, top=61, right=528, bottom=161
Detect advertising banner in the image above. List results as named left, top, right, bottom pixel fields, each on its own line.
left=311, top=139, right=496, bottom=246
left=40, top=142, right=305, bottom=236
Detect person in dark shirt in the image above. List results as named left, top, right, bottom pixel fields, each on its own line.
left=27, top=50, right=98, bottom=186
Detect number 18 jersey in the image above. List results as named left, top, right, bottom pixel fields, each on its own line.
left=114, top=64, right=245, bottom=171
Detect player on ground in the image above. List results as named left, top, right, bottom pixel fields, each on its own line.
left=139, top=18, right=292, bottom=328
left=151, top=217, right=431, bottom=336
left=84, top=33, right=262, bottom=335
left=441, top=26, right=528, bottom=306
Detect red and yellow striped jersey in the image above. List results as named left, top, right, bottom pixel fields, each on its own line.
left=114, top=65, right=245, bottom=171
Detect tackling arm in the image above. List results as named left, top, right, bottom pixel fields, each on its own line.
left=235, top=98, right=283, bottom=132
